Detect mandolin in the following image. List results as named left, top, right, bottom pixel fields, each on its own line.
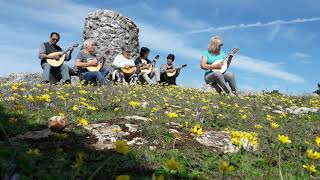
left=46, top=44, right=79, bottom=67
left=211, top=48, right=239, bottom=74
left=140, top=55, right=160, bottom=74
left=121, top=65, right=137, bottom=76
left=167, top=64, right=187, bottom=77
left=86, top=50, right=110, bottom=72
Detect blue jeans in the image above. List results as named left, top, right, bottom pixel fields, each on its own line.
left=81, top=67, right=109, bottom=85
left=41, top=62, right=70, bottom=83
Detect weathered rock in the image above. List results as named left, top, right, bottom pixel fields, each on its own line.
left=48, top=116, right=67, bottom=131
left=169, top=129, right=180, bottom=134
left=11, top=129, right=53, bottom=141
left=124, top=115, right=150, bottom=122
left=125, top=124, right=138, bottom=133
left=166, top=122, right=183, bottom=129
left=82, top=122, right=146, bottom=151
left=292, top=107, right=319, bottom=114
left=272, top=110, right=284, bottom=114
left=195, top=131, right=239, bottom=153
left=1, top=72, right=80, bottom=85
left=83, top=10, right=140, bottom=66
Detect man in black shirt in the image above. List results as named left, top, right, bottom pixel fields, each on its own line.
left=38, top=32, right=74, bottom=84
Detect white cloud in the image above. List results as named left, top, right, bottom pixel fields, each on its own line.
left=232, top=55, right=305, bottom=83
left=0, top=0, right=96, bottom=31
left=292, top=52, right=311, bottom=58
left=186, top=17, right=320, bottom=34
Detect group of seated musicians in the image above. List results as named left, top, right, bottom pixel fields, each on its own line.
left=39, top=32, right=238, bottom=95
left=39, top=32, right=183, bottom=86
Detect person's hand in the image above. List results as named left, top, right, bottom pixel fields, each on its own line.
left=50, top=53, right=62, bottom=60
left=69, top=47, right=74, bottom=51
left=88, top=59, right=98, bottom=66
left=213, top=62, right=224, bottom=69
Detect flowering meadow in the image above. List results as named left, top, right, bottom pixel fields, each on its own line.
left=0, top=81, right=319, bottom=179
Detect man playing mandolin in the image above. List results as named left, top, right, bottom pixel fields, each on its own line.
left=160, top=54, right=182, bottom=85
left=38, top=32, right=74, bottom=84
left=200, top=36, right=238, bottom=95
left=134, top=47, right=161, bottom=85
left=75, top=39, right=109, bottom=85
left=111, top=46, right=135, bottom=83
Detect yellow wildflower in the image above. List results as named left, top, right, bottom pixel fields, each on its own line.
left=277, top=134, right=291, bottom=144
left=79, top=118, right=88, bottom=126
left=266, top=114, right=273, bottom=121
left=116, top=175, right=130, bottom=180
left=151, top=107, right=157, bottom=113
left=79, top=90, right=88, bottom=94
left=72, top=106, right=78, bottom=111
left=302, top=164, right=317, bottom=173
left=316, top=136, right=320, bottom=147
left=165, top=158, right=179, bottom=171
left=306, top=149, right=320, bottom=160
left=128, top=101, right=139, bottom=107
left=87, top=106, right=97, bottom=111
left=218, top=161, right=235, bottom=173
left=114, top=108, right=119, bottom=112
left=114, top=140, right=130, bottom=155
left=271, top=122, right=280, bottom=128
left=167, top=112, right=178, bottom=118
left=26, top=148, right=41, bottom=156
left=174, top=133, right=182, bottom=140
left=112, top=127, right=122, bottom=133
left=192, top=123, right=203, bottom=136
left=58, top=112, right=65, bottom=117
left=241, top=114, right=248, bottom=120
left=255, top=124, right=263, bottom=129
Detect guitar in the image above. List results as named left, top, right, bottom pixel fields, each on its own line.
left=86, top=50, right=110, bottom=72
left=167, top=64, right=187, bottom=77
left=46, top=44, right=79, bottom=67
left=121, top=65, right=137, bottom=76
left=211, top=48, right=239, bottom=74
left=140, top=55, right=160, bottom=74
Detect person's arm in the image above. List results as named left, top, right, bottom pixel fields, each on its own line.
left=64, top=47, right=74, bottom=61
left=75, top=53, right=97, bottom=68
left=200, top=56, right=221, bottom=70
left=160, top=64, right=167, bottom=74
left=38, top=44, right=47, bottom=60
left=38, top=44, right=61, bottom=60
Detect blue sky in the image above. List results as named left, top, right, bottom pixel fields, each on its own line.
left=0, top=0, right=319, bottom=94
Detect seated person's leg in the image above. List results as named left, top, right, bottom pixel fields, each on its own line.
left=205, top=72, right=230, bottom=94
left=223, top=72, right=237, bottom=93
left=151, top=68, right=161, bottom=83
left=99, top=67, right=110, bottom=77
left=41, top=62, right=51, bottom=83
left=82, top=72, right=99, bottom=85
left=60, top=64, right=71, bottom=83
left=140, top=72, right=152, bottom=84
left=96, top=72, right=106, bottom=85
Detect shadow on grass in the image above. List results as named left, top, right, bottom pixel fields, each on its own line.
left=0, top=103, right=194, bottom=179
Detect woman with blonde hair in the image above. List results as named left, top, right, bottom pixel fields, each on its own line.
left=200, top=36, right=238, bottom=94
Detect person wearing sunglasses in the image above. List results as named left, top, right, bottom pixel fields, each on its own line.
left=200, top=36, right=237, bottom=95
left=38, top=32, right=74, bottom=84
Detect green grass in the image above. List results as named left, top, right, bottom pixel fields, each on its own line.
left=0, top=82, right=319, bottom=179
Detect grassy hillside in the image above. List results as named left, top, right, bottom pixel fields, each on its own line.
left=0, top=81, right=319, bottom=179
